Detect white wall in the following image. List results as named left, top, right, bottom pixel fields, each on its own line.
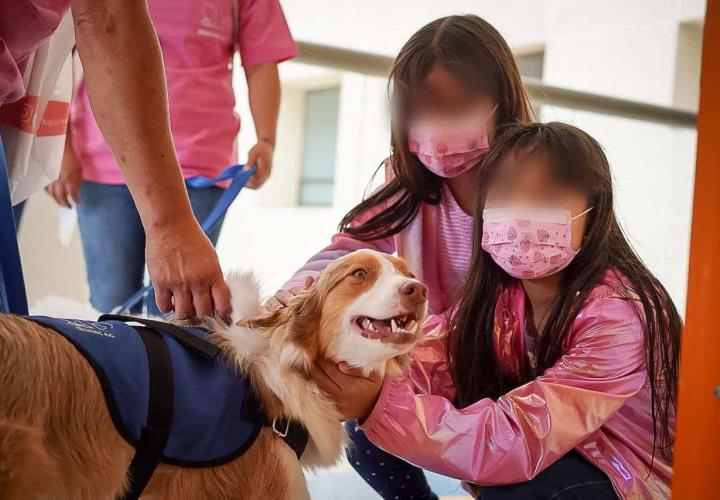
left=539, top=0, right=703, bottom=310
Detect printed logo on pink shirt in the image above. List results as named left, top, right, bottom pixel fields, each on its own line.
left=198, top=3, right=231, bottom=41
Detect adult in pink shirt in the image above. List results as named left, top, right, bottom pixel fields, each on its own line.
left=47, top=0, right=297, bottom=313
left=0, top=0, right=234, bottom=318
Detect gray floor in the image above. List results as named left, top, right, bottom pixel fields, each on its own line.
left=306, top=465, right=471, bottom=499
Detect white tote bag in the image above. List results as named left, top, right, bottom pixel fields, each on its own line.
left=0, top=12, right=75, bottom=205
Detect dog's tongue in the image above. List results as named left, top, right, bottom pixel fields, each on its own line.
left=371, top=319, right=391, bottom=334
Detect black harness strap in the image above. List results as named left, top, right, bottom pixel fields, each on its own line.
left=272, top=418, right=310, bottom=460
left=99, top=314, right=220, bottom=359
left=117, top=326, right=174, bottom=500
left=241, top=389, right=310, bottom=460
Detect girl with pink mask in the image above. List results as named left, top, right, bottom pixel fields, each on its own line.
left=277, top=15, right=532, bottom=314
left=312, top=122, right=682, bottom=499
left=274, top=14, right=532, bottom=500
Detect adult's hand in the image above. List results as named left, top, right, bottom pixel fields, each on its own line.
left=245, top=140, right=273, bottom=189
left=146, top=219, right=231, bottom=320
left=46, top=160, right=82, bottom=208
left=309, top=356, right=384, bottom=422
left=46, top=132, right=82, bottom=208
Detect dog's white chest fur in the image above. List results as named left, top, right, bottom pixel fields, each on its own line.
left=220, top=272, right=346, bottom=467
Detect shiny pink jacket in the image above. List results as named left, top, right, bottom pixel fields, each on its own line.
left=362, top=273, right=673, bottom=499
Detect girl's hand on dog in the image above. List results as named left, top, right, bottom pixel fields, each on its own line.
left=310, top=356, right=383, bottom=422
left=266, top=277, right=315, bottom=310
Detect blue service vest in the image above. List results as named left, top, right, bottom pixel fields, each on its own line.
left=27, top=315, right=263, bottom=467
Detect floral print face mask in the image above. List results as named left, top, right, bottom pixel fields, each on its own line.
left=481, top=206, right=593, bottom=279
left=408, top=105, right=497, bottom=178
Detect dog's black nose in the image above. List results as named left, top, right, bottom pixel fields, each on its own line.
left=400, top=280, right=427, bottom=304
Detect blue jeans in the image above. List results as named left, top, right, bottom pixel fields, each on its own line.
left=77, top=181, right=226, bottom=314
left=347, top=423, right=617, bottom=499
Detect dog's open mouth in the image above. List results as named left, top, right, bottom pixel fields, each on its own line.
left=352, top=313, right=419, bottom=341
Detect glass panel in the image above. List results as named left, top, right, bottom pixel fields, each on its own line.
left=300, top=182, right=335, bottom=206
left=517, top=51, right=545, bottom=80
left=300, top=88, right=340, bottom=191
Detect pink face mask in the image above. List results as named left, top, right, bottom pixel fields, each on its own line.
left=481, top=206, right=593, bottom=279
left=408, top=106, right=497, bottom=178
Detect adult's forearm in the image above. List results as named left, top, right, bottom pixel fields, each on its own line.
left=70, top=0, right=193, bottom=229
left=245, top=63, right=280, bottom=143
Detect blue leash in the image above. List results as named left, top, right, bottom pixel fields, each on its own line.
left=113, top=164, right=256, bottom=313
left=0, top=133, right=29, bottom=315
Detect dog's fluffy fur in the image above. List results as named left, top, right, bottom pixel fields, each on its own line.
left=0, top=249, right=427, bottom=499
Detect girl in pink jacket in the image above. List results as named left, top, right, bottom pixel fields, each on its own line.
left=276, top=15, right=532, bottom=498
left=312, top=122, right=681, bottom=499
left=278, top=15, right=533, bottom=316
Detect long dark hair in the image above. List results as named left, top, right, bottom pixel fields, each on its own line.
left=339, top=15, right=533, bottom=240
left=449, top=122, right=681, bottom=462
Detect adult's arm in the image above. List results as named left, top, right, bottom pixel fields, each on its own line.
left=244, top=62, right=280, bottom=189
left=69, top=0, right=230, bottom=318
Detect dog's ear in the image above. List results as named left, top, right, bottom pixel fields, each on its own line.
left=283, top=286, right=324, bottom=359
left=241, top=285, right=324, bottom=359
left=243, top=262, right=347, bottom=359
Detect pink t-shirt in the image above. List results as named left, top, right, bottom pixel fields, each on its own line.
left=70, top=0, right=297, bottom=184
left=0, top=0, right=69, bottom=106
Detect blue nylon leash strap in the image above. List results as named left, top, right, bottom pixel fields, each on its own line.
left=0, top=132, right=28, bottom=314
left=113, top=164, right=255, bottom=314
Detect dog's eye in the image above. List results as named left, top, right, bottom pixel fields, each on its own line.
left=352, top=269, right=368, bottom=280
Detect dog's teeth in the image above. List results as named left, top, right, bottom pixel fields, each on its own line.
left=363, top=318, right=372, bottom=329
left=391, top=319, right=398, bottom=332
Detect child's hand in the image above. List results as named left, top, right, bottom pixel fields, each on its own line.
left=309, top=357, right=383, bottom=422
left=265, top=277, right=315, bottom=310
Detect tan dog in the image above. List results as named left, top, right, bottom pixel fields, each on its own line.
left=0, top=249, right=428, bottom=499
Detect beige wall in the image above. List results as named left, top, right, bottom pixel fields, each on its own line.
left=18, top=193, right=88, bottom=306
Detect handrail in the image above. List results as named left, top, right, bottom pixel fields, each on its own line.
left=296, top=41, right=697, bottom=128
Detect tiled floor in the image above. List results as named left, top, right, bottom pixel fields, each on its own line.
left=306, top=458, right=471, bottom=499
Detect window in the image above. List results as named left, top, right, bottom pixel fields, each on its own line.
left=299, top=87, right=340, bottom=206
left=516, top=51, right=545, bottom=118
left=516, top=51, right=545, bottom=80
left=673, top=21, right=702, bottom=110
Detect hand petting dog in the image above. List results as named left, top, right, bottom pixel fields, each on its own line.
left=310, top=358, right=383, bottom=422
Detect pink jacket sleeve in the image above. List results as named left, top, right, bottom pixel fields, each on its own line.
left=361, top=297, right=647, bottom=484
left=403, top=314, right=456, bottom=400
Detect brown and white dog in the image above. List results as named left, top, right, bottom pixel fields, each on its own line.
left=0, top=249, right=427, bottom=499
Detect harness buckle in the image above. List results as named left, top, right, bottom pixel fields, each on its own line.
left=272, top=418, right=291, bottom=438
